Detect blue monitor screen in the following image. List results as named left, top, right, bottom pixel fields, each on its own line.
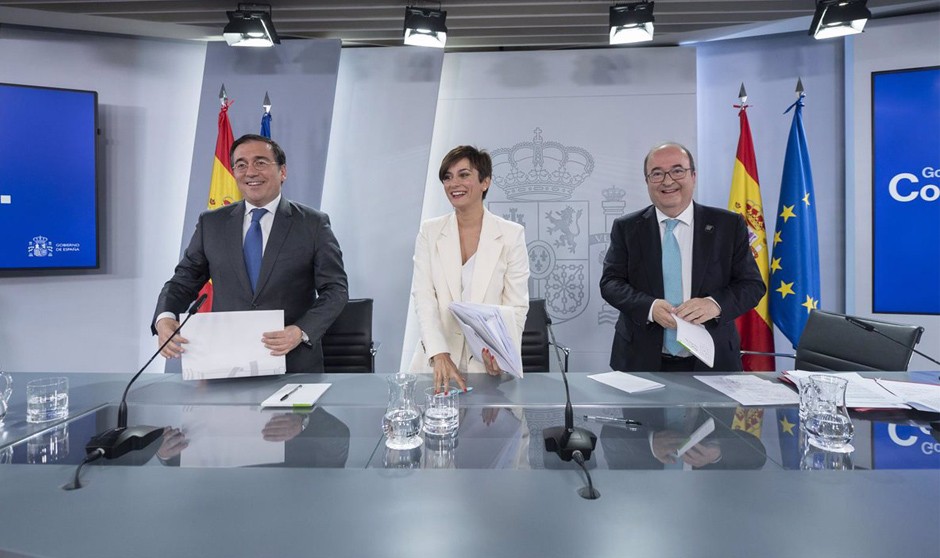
left=0, top=83, right=99, bottom=270
left=871, top=67, right=940, bottom=315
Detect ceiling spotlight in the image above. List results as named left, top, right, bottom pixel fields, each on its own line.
left=403, top=6, right=448, bottom=48
left=809, top=0, right=871, bottom=40
left=610, top=1, right=655, bottom=45
left=224, top=3, right=280, bottom=47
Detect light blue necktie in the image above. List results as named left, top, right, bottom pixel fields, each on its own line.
left=662, top=219, right=683, bottom=355
left=244, top=208, right=266, bottom=293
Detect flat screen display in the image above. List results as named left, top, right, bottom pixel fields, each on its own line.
left=0, top=82, right=99, bottom=270
left=871, top=66, right=940, bottom=315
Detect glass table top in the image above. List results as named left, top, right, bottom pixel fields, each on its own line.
left=5, top=402, right=938, bottom=472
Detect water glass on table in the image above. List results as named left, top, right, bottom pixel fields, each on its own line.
left=26, top=377, right=69, bottom=424
left=423, top=387, right=459, bottom=437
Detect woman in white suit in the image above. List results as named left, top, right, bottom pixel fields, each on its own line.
left=411, top=146, right=530, bottom=392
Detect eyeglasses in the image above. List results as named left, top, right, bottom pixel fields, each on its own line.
left=232, top=159, right=277, bottom=173
left=646, top=167, right=692, bottom=184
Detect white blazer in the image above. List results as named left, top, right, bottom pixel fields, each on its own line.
left=410, top=209, right=530, bottom=373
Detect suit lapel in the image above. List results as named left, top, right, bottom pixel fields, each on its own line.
left=227, top=202, right=254, bottom=296
left=254, top=197, right=293, bottom=300
left=436, top=213, right=462, bottom=303
left=640, top=206, right=665, bottom=298
left=691, top=203, right=713, bottom=297
left=470, top=210, right=502, bottom=303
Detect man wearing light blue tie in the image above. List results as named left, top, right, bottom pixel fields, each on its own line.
left=152, top=134, right=348, bottom=373
left=600, top=142, right=764, bottom=372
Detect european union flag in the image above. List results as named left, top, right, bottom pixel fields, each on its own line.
left=260, top=111, right=272, bottom=139
left=770, top=94, right=820, bottom=347
left=776, top=408, right=801, bottom=470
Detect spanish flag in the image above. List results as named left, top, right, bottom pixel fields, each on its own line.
left=728, top=104, right=776, bottom=371
left=197, top=99, right=241, bottom=311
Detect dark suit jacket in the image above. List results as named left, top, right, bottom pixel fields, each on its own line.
left=599, top=202, right=764, bottom=372
left=152, top=197, right=348, bottom=372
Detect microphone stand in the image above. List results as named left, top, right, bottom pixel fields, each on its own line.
left=542, top=313, right=597, bottom=462
left=85, top=294, right=207, bottom=460
left=844, top=316, right=939, bottom=367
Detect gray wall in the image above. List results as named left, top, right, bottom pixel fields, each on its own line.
left=0, top=26, right=205, bottom=373
left=321, top=47, right=444, bottom=373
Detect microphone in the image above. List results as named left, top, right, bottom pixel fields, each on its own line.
left=542, top=312, right=597, bottom=462
left=86, top=294, right=208, bottom=460
left=844, top=316, right=939, bottom=367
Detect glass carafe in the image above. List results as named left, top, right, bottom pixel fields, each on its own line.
left=0, top=370, right=11, bottom=424
left=382, top=373, right=423, bottom=450
left=804, top=374, right=854, bottom=452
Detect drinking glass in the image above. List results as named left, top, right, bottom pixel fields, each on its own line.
left=26, top=377, right=69, bottom=424
left=423, top=387, right=459, bottom=437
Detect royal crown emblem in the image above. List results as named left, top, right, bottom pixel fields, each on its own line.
left=491, top=128, right=594, bottom=202
left=27, top=235, right=53, bottom=257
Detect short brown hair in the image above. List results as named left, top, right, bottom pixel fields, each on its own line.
left=439, top=145, right=493, bottom=199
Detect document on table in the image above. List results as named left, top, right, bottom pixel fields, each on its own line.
left=783, top=371, right=909, bottom=409
left=876, top=379, right=940, bottom=413
left=695, top=374, right=799, bottom=405
left=676, top=317, right=715, bottom=368
left=588, top=371, right=665, bottom=394
left=181, top=310, right=286, bottom=381
left=449, top=302, right=523, bottom=378
left=261, top=383, right=331, bottom=408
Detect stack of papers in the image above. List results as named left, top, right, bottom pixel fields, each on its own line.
left=694, top=375, right=800, bottom=406
left=783, top=371, right=919, bottom=410
left=588, top=371, right=665, bottom=394
left=449, top=302, right=523, bottom=378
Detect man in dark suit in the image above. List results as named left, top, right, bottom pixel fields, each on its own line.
left=600, top=142, right=764, bottom=372
left=153, top=134, right=348, bottom=372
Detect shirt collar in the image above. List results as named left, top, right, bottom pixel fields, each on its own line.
left=245, top=194, right=281, bottom=216
left=655, top=202, right=694, bottom=228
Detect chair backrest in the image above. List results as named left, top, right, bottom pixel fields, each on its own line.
left=321, top=298, right=374, bottom=373
left=522, top=299, right=551, bottom=373
left=794, top=309, right=924, bottom=371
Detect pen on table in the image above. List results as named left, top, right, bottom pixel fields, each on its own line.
left=280, top=384, right=303, bottom=402
left=583, top=415, right=642, bottom=426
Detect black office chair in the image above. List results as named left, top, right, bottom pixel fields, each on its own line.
left=522, top=298, right=570, bottom=373
left=744, top=309, right=924, bottom=372
left=321, top=298, right=376, bottom=373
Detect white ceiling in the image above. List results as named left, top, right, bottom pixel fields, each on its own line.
left=0, top=0, right=937, bottom=49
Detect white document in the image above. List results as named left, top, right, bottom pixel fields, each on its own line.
left=588, top=371, right=665, bottom=394
left=876, top=379, right=940, bottom=413
left=784, top=371, right=909, bottom=409
left=178, top=405, right=284, bottom=468
left=448, top=302, right=523, bottom=378
left=261, top=383, right=331, bottom=408
left=181, top=310, right=286, bottom=381
left=676, top=317, right=715, bottom=368
left=695, top=374, right=800, bottom=406
left=676, top=417, right=716, bottom=458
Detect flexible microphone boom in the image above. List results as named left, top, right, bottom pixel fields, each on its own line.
left=86, top=294, right=208, bottom=460
left=542, top=312, right=597, bottom=462
left=844, top=316, right=939, bottom=367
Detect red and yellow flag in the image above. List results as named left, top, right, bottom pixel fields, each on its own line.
left=197, top=100, right=240, bottom=311
left=728, top=105, right=776, bottom=371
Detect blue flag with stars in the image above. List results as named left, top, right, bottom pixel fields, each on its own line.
left=260, top=111, right=272, bottom=139
left=770, top=94, right=820, bottom=347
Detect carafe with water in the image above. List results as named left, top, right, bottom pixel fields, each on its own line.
left=804, top=374, right=854, bottom=452
left=0, top=369, right=11, bottom=424
left=382, top=373, right=423, bottom=450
